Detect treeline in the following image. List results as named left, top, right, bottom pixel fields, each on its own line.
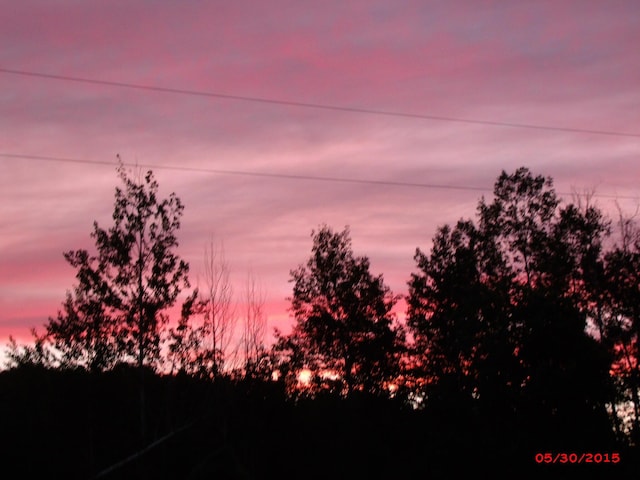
left=4, top=164, right=640, bottom=477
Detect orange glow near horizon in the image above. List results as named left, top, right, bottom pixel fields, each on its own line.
left=297, top=368, right=312, bottom=385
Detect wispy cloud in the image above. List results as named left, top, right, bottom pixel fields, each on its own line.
left=1, top=0, right=638, bottom=343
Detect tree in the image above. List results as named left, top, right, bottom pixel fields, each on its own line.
left=166, top=290, right=209, bottom=377
left=41, top=163, right=190, bottom=442
left=200, top=237, right=237, bottom=376
left=276, top=226, right=404, bottom=397
left=44, top=164, right=190, bottom=372
left=407, top=219, right=513, bottom=407
left=601, top=207, right=640, bottom=442
left=44, top=263, right=119, bottom=372
left=5, top=328, right=54, bottom=369
left=408, top=168, right=613, bottom=438
left=241, top=270, right=268, bottom=377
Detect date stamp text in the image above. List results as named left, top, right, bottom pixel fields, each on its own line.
left=534, top=452, right=621, bottom=464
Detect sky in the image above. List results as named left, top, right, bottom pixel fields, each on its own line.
left=1, top=0, right=639, bottom=356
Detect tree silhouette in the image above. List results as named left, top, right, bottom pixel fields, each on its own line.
left=241, top=270, right=268, bottom=378
left=42, top=163, right=190, bottom=441
left=6, top=328, right=54, bottom=369
left=200, top=238, right=237, bottom=376
left=408, top=168, right=613, bottom=438
left=602, top=208, right=640, bottom=442
left=407, top=219, right=510, bottom=406
left=44, top=266, right=119, bottom=372
left=43, top=164, right=190, bottom=372
left=276, top=225, right=404, bottom=397
left=165, top=290, right=209, bottom=377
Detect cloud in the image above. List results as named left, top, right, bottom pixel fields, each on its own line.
left=1, top=0, right=639, bottom=344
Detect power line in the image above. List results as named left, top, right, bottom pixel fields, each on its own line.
left=1, top=152, right=638, bottom=201
left=0, top=152, right=490, bottom=193
left=1, top=67, right=639, bottom=138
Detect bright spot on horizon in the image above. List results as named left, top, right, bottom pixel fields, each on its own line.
left=298, top=369, right=312, bottom=385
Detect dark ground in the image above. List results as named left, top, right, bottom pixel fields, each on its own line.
left=1, top=366, right=637, bottom=479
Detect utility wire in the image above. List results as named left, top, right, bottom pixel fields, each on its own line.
left=1, top=67, right=639, bottom=138
left=0, top=152, right=489, bottom=192
left=1, top=152, right=638, bottom=201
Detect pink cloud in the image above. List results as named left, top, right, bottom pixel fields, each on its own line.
left=1, top=0, right=639, bottom=351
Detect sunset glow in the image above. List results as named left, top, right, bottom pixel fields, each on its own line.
left=298, top=369, right=312, bottom=385
left=1, top=0, right=639, bottom=355
left=2, top=5, right=639, bottom=475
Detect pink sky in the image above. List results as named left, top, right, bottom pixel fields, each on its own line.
left=1, top=1, right=639, bottom=356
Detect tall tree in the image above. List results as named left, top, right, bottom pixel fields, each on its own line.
left=61, top=164, right=190, bottom=370
left=276, top=226, right=404, bottom=397
left=408, top=168, right=612, bottom=436
left=39, top=165, right=189, bottom=371
left=42, top=163, right=190, bottom=440
left=407, top=219, right=512, bottom=406
left=602, top=208, right=640, bottom=442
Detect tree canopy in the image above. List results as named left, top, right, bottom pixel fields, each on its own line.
left=44, top=164, right=190, bottom=372
left=407, top=167, right=614, bottom=437
left=4, top=165, right=639, bottom=450
left=275, top=225, right=404, bottom=397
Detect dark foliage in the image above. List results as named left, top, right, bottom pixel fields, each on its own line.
left=39, top=164, right=190, bottom=372
left=4, top=167, right=640, bottom=478
left=0, top=366, right=636, bottom=479
left=274, top=225, right=405, bottom=397
left=408, top=167, right=618, bottom=440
